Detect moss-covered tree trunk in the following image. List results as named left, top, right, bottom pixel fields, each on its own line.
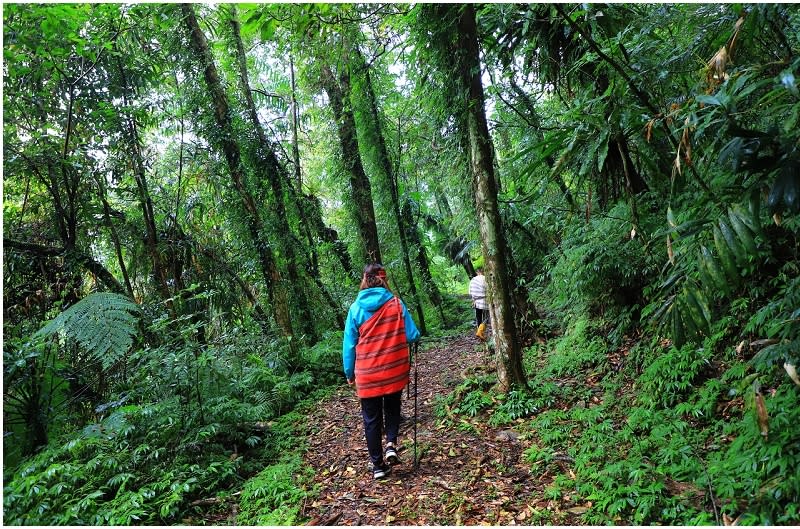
left=358, top=55, right=428, bottom=333
left=181, top=3, right=294, bottom=343
left=456, top=4, right=526, bottom=391
left=229, top=6, right=325, bottom=339
left=321, top=62, right=382, bottom=266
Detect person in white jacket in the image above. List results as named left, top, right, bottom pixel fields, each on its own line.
left=469, top=268, right=488, bottom=339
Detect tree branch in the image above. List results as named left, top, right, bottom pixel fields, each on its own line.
left=4, top=238, right=126, bottom=294
left=554, top=4, right=659, bottom=116
left=554, top=4, right=717, bottom=199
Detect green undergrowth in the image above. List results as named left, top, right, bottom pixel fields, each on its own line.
left=2, top=385, right=329, bottom=526
left=441, top=317, right=800, bottom=524
left=236, top=402, right=319, bottom=526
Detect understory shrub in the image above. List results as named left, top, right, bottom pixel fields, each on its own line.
left=541, top=201, right=660, bottom=331
left=2, top=401, right=241, bottom=525
left=704, top=383, right=800, bottom=525
left=517, top=337, right=799, bottom=524
left=637, top=343, right=714, bottom=408
left=302, top=330, right=347, bottom=387
left=503, top=300, right=800, bottom=525
left=489, top=388, right=539, bottom=426
left=546, top=317, right=610, bottom=377
left=4, top=390, right=322, bottom=526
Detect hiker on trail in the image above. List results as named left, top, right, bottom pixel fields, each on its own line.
left=469, top=267, right=488, bottom=340
left=342, top=263, right=421, bottom=480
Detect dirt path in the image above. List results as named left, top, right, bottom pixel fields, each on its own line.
left=300, top=334, right=581, bottom=526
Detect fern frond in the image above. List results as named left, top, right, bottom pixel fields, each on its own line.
left=33, top=293, right=141, bottom=371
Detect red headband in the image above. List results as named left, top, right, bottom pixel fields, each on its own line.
left=376, top=270, right=387, bottom=279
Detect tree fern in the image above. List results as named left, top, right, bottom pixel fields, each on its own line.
left=33, top=293, right=141, bottom=371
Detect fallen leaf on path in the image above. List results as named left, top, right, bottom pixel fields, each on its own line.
left=301, top=334, right=553, bottom=526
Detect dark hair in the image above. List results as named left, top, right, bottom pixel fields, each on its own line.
left=360, top=263, right=389, bottom=290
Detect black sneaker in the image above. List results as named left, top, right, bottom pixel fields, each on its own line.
left=385, top=443, right=400, bottom=465
left=371, top=462, right=391, bottom=480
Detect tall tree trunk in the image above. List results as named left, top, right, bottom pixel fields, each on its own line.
left=286, top=54, right=323, bottom=280
left=395, top=120, right=446, bottom=323
left=22, top=70, right=87, bottom=309
left=94, top=172, right=134, bottom=297
left=358, top=54, right=427, bottom=333
left=456, top=4, right=526, bottom=391
left=229, top=6, right=319, bottom=340
left=60, top=84, right=80, bottom=251
left=181, top=3, right=294, bottom=343
left=617, top=135, right=642, bottom=232
left=46, top=81, right=84, bottom=307
left=289, top=54, right=302, bottom=191
left=115, top=55, right=174, bottom=311
left=616, top=132, right=648, bottom=194
left=320, top=63, right=382, bottom=265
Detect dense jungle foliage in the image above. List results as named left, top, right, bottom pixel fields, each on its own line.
left=3, top=3, right=799, bottom=525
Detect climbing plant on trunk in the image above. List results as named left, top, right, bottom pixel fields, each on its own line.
left=180, top=3, right=295, bottom=344
left=320, top=60, right=383, bottom=266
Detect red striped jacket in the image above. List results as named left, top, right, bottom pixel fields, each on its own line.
left=355, top=297, right=410, bottom=398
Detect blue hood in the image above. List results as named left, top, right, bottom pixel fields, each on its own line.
left=355, top=287, right=394, bottom=312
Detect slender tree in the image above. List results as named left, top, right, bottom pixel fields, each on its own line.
left=115, top=54, right=175, bottom=312
left=424, top=4, right=527, bottom=390
left=228, top=5, right=320, bottom=339
left=93, top=171, right=134, bottom=297
left=321, top=61, right=383, bottom=265
left=180, top=3, right=295, bottom=342
left=356, top=50, right=427, bottom=332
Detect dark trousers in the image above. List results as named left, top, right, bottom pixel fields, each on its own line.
left=475, top=307, right=488, bottom=326
left=360, top=390, right=402, bottom=466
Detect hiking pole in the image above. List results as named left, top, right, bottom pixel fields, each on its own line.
left=412, top=340, right=419, bottom=473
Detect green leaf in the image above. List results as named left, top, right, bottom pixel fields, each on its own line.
left=718, top=217, right=745, bottom=267
left=696, top=94, right=721, bottom=106
left=712, top=225, right=740, bottom=285
left=727, top=207, right=758, bottom=256
left=260, top=19, right=277, bottom=41
left=667, top=207, right=677, bottom=228
left=700, top=245, right=731, bottom=296
left=33, top=293, right=141, bottom=371
left=683, top=284, right=710, bottom=337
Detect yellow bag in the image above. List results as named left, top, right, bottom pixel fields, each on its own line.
left=476, top=322, right=486, bottom=341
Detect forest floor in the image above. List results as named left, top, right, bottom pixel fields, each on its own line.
left=300, top=333, right=586, bottom=526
